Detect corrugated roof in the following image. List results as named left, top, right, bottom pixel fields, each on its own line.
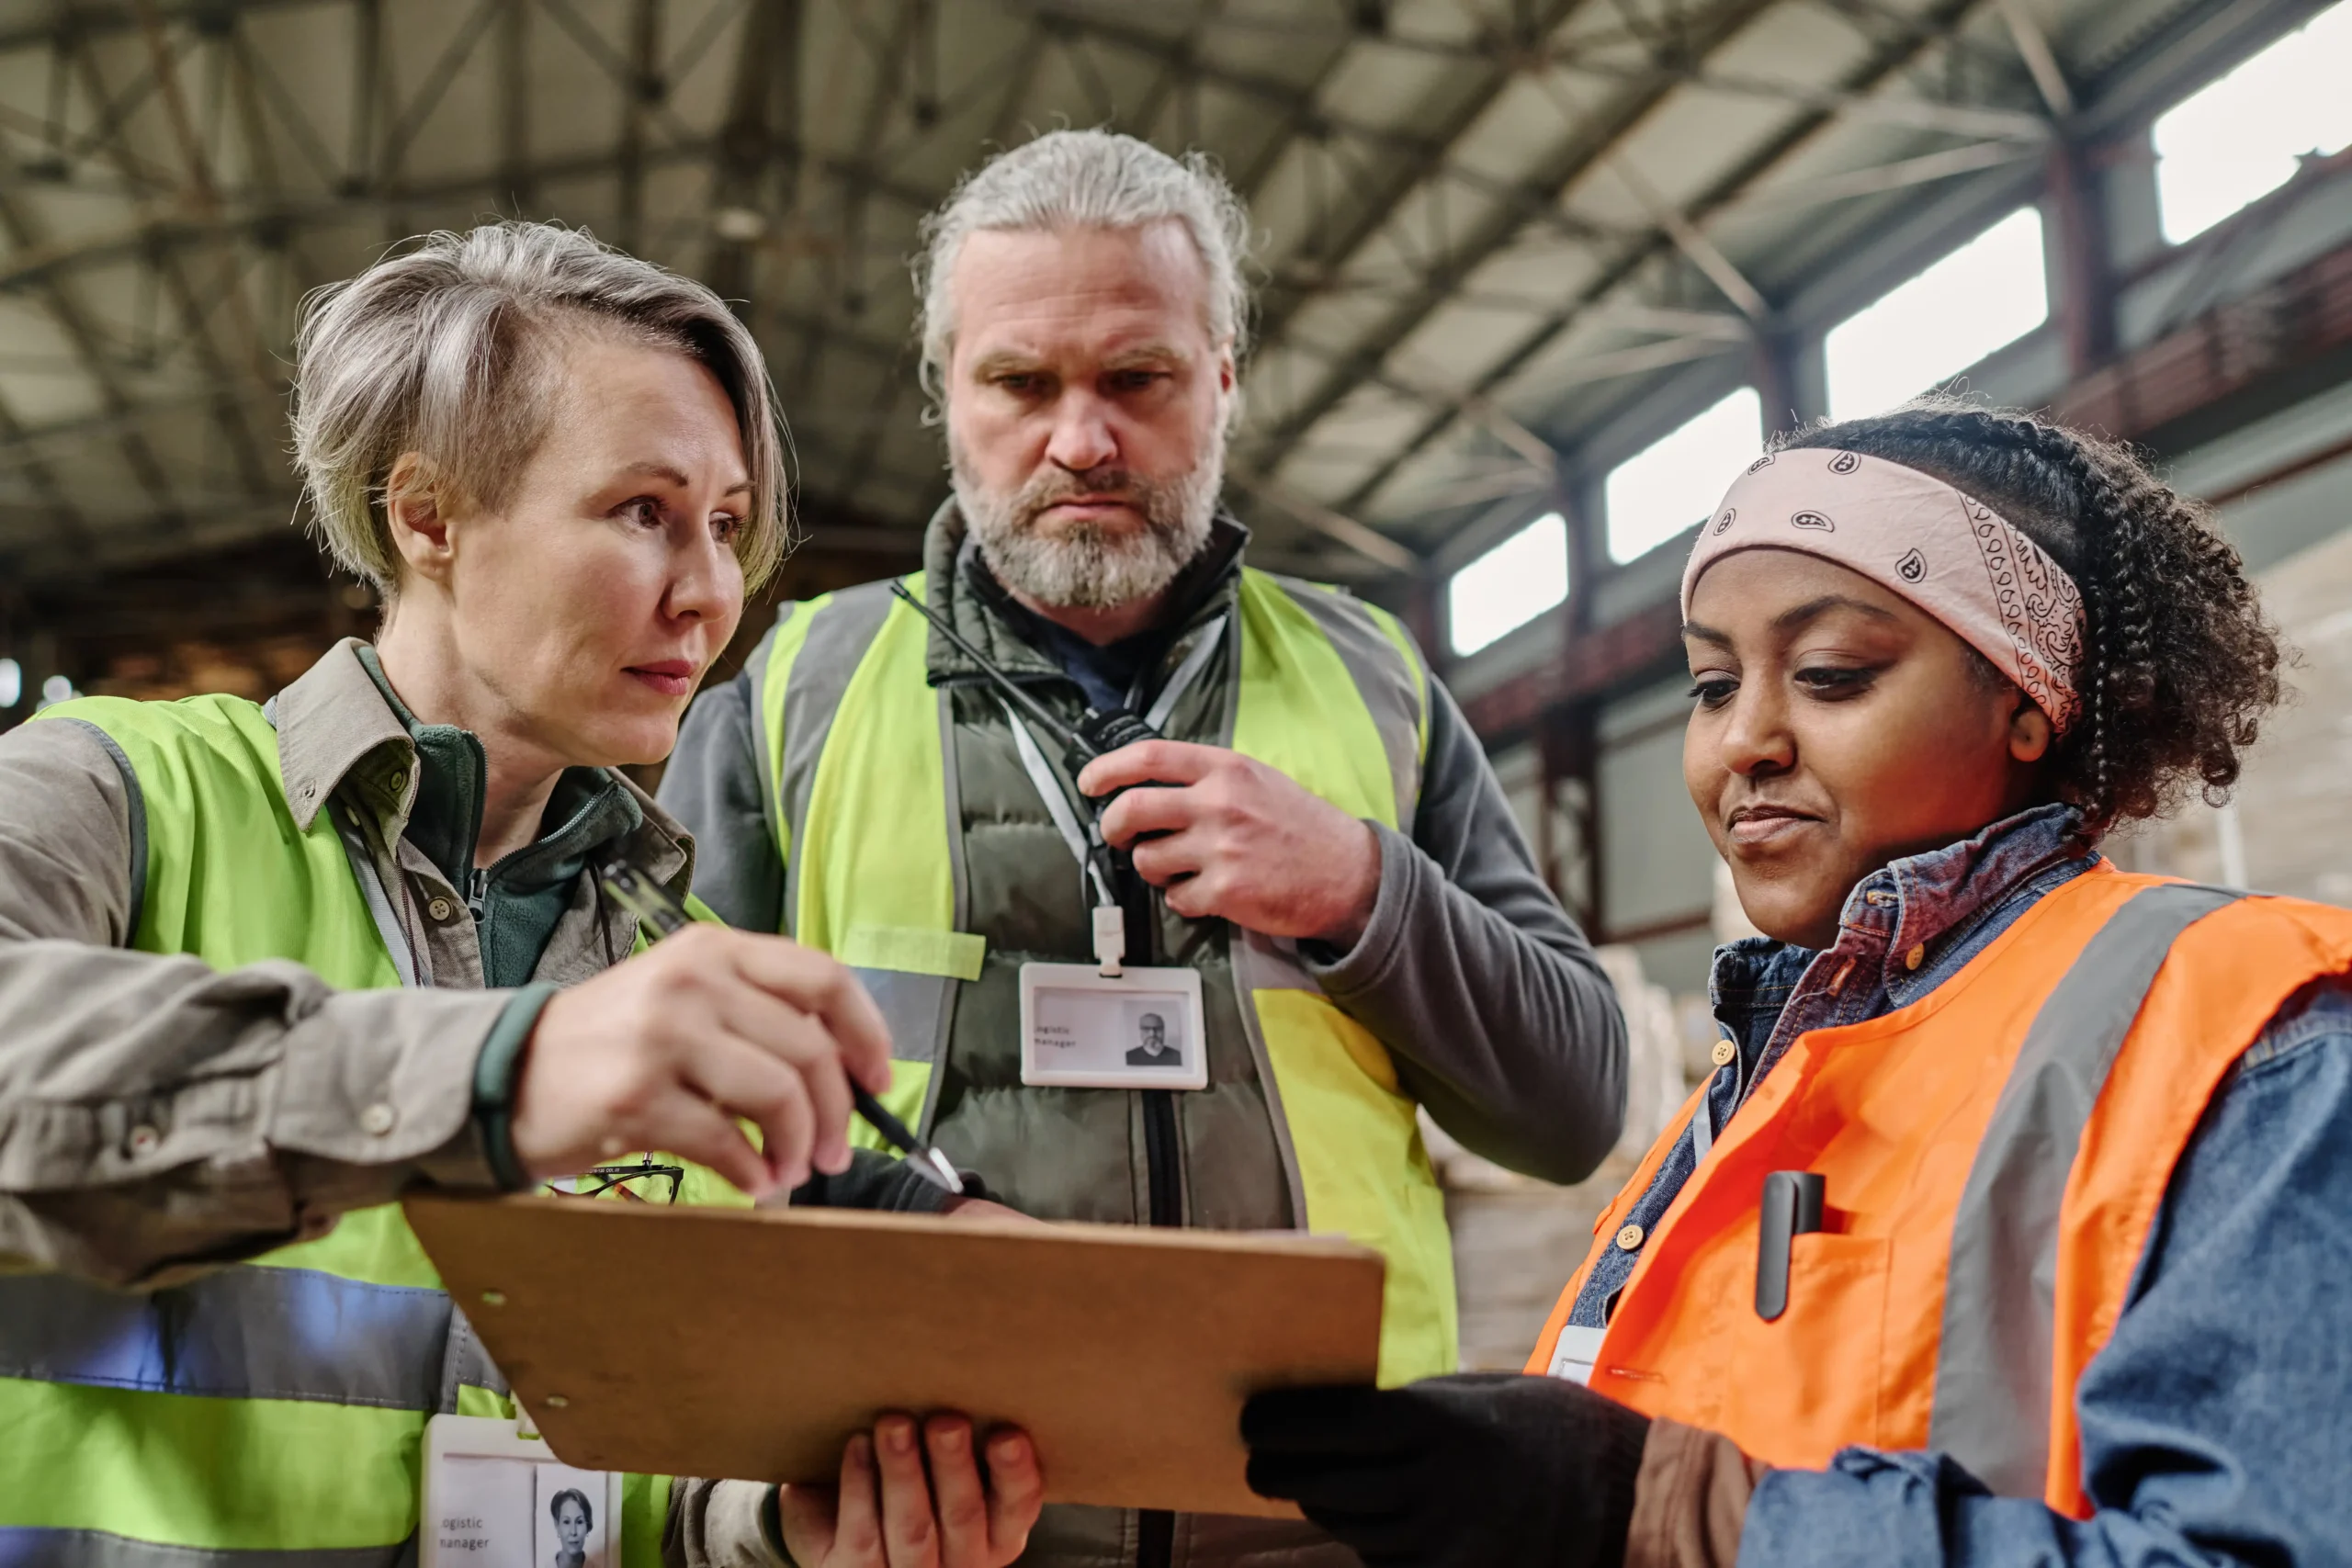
left=0, top=0, right=2302, bottom=592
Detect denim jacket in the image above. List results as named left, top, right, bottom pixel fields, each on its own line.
left=1574, top=804, right=2352, bottom=1566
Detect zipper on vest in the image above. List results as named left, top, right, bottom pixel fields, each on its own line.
left=1142, top=1093, right=1182, bottom=1227
left=465, top=866, right=488, bottom=924
left=1121, top=865, right=1181, bottom=1568
left=1136, top=1506, right=1174, bottom=1568
left=1116, top=869, right=1184, bottom=1231
left=1128, top=649, right=1190, bottom=1568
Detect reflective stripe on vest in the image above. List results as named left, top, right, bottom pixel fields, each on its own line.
left=0, top=1530, right=406, bottom=1567
left=0, top=1263, right=448, bottom=1407
left=1523, top=868, right=2352, bottom=1513
left=1228, top=573, right=1453, bottom=1384
left=1928, top=883, right=2240, bottom=1495
left=8, top=697, right=487, bottom=1560
left=786, top=572, right=957, bottom=1143
left=757, top=567, right=1456, bottom=1384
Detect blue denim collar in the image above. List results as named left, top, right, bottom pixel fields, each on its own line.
left=1710, top=803, right=2092, bottom=1061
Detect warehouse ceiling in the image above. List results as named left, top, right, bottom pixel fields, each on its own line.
left=0, top=0, right=2312, bottom=604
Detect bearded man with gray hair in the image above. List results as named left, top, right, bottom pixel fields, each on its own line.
left=662, top=130, right=1627, bottom=1568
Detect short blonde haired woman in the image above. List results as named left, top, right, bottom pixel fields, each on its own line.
left=0, top=221, right=1039, bottom=1568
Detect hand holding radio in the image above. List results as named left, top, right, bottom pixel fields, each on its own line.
left=883, top=581, right=1380, bottom=947
left=1080, top=739, right=1383, bottom=950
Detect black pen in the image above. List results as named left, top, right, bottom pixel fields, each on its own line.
left=594, top=859, right=966, bottom=1197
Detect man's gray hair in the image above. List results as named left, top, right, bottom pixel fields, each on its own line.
left=291, top=220, right=789, bottom=594
left=913, top=130, right=1252, bottom=402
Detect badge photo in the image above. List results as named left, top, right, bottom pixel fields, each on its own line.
left=1019, top=962, right=1209, bottom=1090
left=422, top=1412, right=624, bottom=1568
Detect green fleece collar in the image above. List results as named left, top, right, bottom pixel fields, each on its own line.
left=352, top=646, right=641, bottom=891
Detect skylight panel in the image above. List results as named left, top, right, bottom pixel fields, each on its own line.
left=1824, top=208, right=2048, bottom=420
left=1449, top=512, right=1570, bottom=657
left=2154, top=2, right=2352, bottom=243
left=1604, top=388, right=1763, bottom=565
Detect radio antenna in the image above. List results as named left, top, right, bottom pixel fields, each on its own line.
left=888, top=581, right=1085, bottom=751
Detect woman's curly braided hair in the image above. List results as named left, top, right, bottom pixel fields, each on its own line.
left=1779, top=395, right=2283, bottom=838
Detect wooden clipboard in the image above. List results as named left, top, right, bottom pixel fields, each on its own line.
left=403, top=1195, right=1384, bottom=1518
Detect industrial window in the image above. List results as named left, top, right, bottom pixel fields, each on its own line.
left=1604, top=387, right=1763, bottom=565
left=1449, top=512, right=1569, bottom=657
left=2154, top=3, right=2352, bottom=244
left=1824, top=208, right=2048, bottom=420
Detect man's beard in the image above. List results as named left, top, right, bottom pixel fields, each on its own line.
left=950, top=434, right=1223, bottom=611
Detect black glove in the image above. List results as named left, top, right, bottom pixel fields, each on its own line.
left=1241, top=1372, right=1649, bottom=1568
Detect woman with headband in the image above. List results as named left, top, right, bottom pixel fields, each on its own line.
left=1240, top=399, right=2352, bottom=1567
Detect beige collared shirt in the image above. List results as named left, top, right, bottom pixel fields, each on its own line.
left=0, top=638, right=694, bottom=1288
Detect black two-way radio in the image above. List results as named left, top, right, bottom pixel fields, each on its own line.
left=887, top=580, right=1189, bottom=974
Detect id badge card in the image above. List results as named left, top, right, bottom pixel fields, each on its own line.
left=421, top=1412, right=624, bottom=1568
left=1019, top=961, right=1208, bottom=1090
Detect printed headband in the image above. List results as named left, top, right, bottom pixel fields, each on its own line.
left=1679, top=448, right=2086, bottom=733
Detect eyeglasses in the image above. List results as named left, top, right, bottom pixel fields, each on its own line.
left=547, top=1155, right=684, bottom=1206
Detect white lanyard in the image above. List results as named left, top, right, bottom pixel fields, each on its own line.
left=1002, top=704, right=1130, bottom=976
left=1000, top=614, right=1228, bottom=976
left=1144, top=612, right=1229, bottom=731
left=1003, top=701, right=1119, bottom=911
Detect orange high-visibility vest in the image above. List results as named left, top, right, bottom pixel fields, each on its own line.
left=1526, top=866, right=2352, bottom=1517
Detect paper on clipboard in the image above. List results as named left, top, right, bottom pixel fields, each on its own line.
left=403, top=1194, right=1385, bottom=1519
